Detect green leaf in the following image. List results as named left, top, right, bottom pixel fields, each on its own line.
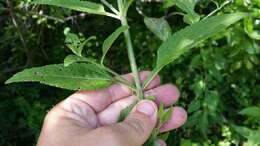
left=158, top=132, right=170, bottom=141
left=32, top=0, right=106, bottom=15
left=65, top=33, right=96, bottom=57
left=143, top=131, right=160, bottom=146
left=239, top=106, right=260, bottom=118
left=118, top=101, right=138, bottom=122
left=158, top=103, right=173, bottom=126
left=143, top=13, right=246, bottom=88
left=232, top=125, right=251, bottom=138
left=5, top=63, right=113, bottom=90
left=64, top=55, right=96, bottom=67
left=232, top=125, right=260, bottom=145
left=102, top=26, right=128, bottom=64
left=160, top=107, right=173, bottom=125
left=158, top=103, right=165, bottom=120
left=188, top=99, right=201, bottom=113
left=164, top=0, right=200, bottom=24
left=244, top=17, right=260, bottom=40
left=144, top=17, right=172, bottom=41
left=146, top=96, right=156, bottom=101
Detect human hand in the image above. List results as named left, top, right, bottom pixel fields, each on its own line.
left=37, top=71, right=187, bottom=146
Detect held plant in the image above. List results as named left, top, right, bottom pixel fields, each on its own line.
left=5, top=0, right=247, bottom=145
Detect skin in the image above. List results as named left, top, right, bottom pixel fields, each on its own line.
left=37, top=71, right=187, bottom=146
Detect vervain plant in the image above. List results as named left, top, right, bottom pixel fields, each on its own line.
left=5, top=0, right=247, bottom=145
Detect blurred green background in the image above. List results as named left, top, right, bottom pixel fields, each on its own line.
left=0, top=0, right=259, bottom=145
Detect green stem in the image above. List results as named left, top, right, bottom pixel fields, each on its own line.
left=121, top=17, right=144, bottom=100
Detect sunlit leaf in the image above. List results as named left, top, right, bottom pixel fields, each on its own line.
left=118, top=101, right=137, bottom=122
left=102, top=26, right=128, bottom=64
left=5, top=63, right=113, bottom=90
left=239, top=106, right=260, bottom=118
left=164, top=0, right=200, bottom=24
left=32, top=0, right=106, bottom=15
left=65, top=33, right=96, bottom=57
left=244, top=17, right=260, bottom=40
left=158, top=132, right=170, bottom=141
left=188, top=99, right=201, bottom=113
left=144, top=17, right=172, bottom=41
left=64, top=55, right=96, bottom=67
left=143, top=13, right=246, bottom=88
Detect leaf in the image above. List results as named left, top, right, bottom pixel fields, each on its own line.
left=143, top=131, right=160, bottom=146
left=158, top=132, right=170, bottom=141
left=64, top=55, right=96, bottom=67
left=118, top=101, right=138, bottom=122
left=232, top=125, right=260, bottom=145
left=144, top=17, right=172, bottom=41
left=244, top=17, right=260, bottom=40
left=101, top=26, right=128, bottom=64
left=232, top=125, right=251, bottom=138
left=5, top=63, right=113, bottom=90
left=188, top=99, right=201, bottom=113
left=164, top=0, right=200, bottom=24
left=160, top=107, right=173, bottom=125
left=158, top=103, right=173, bottom=126
left=32, top=0, right=106, bottom=15
left=143, top=13, right=246, bottom=88
left=158, top=103, right=165, bottom=120
left=146, top=96, right=156, bottom=101
left=239, top=106, right=260, bottom=118
left=65, top=33, right=96, bottom=57
left=184, top=110, right=202, bottom=127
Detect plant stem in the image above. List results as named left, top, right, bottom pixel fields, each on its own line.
left=121, top=17, right=144, bottom=100
left=101, top=0, right=120, bottom=15
left=203, top=0, right=231, bottom=20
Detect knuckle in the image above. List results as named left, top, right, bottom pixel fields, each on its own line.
left=123, top=117, right=147, bottom=139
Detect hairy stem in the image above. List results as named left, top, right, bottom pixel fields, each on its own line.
left=121, top=17, right=144, bottom=100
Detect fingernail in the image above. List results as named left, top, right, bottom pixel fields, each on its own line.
left=136, top=100, right=156, bottom=117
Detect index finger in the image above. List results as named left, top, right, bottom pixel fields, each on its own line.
left=69, top=71, right=160, bottom=113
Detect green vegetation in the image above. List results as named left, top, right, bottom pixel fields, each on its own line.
left=0, top=0, right=259, bottom=145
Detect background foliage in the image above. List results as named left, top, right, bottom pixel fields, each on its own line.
left=0, top=0, right=259, bottom=145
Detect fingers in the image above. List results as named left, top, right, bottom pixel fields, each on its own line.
left=98, top=84, right=180, bottom=126
left=160, top=107, right=187, bottom=132
left=83, top=100, right=158, bottom=146
left=145, top=84, right=180, bottom=107
left=117, top=100, right=158, bottom=146
left=68, top=71, right=160, bottom=113
left=107, top=71, right=160, bottom=102
left=157, top=139, right=167, bottom=146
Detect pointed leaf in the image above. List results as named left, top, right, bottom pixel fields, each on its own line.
left=32, top=0, right=106, bottom=15
left=161, top=106, right=173, bottom=125
left=239, top=106, right=260, bottom=118
left=64, top=55, right=97, bottom=67
left=232, top=125, right=251, bottom=138
left=5, top=63, right=113, bottom=90
left=143, top=13, right=246, bottom=88
left=188, top=99, right=201, bottom=113
left=118, top=101, right=138, bottom=122
left=102, top=26, right=128, bottom=64
left=144, top=17, right=172, bottom=41
left=143, top=131, right=159, bottom=146
left=158, top=132, right=170, bottom=141
left=164, top=0, right=200, bottom=24
left=65, top=33, right=95, bottom=57
left=146, top=95, right=156, bottom=101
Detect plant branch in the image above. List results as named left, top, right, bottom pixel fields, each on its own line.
left=6, top=0, right=32, bottom=66
left=121, top=17, right=144, bottom=99
left=203, top=0, right=231, bottom=20
left=102, top=66, right=136, bottom=91
left=101, top=0, right=120, bottom=15
left=105, top=12, right=121, bottom=20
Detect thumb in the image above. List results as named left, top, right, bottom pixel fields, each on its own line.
left=112, top=100, right=158, bottom=146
